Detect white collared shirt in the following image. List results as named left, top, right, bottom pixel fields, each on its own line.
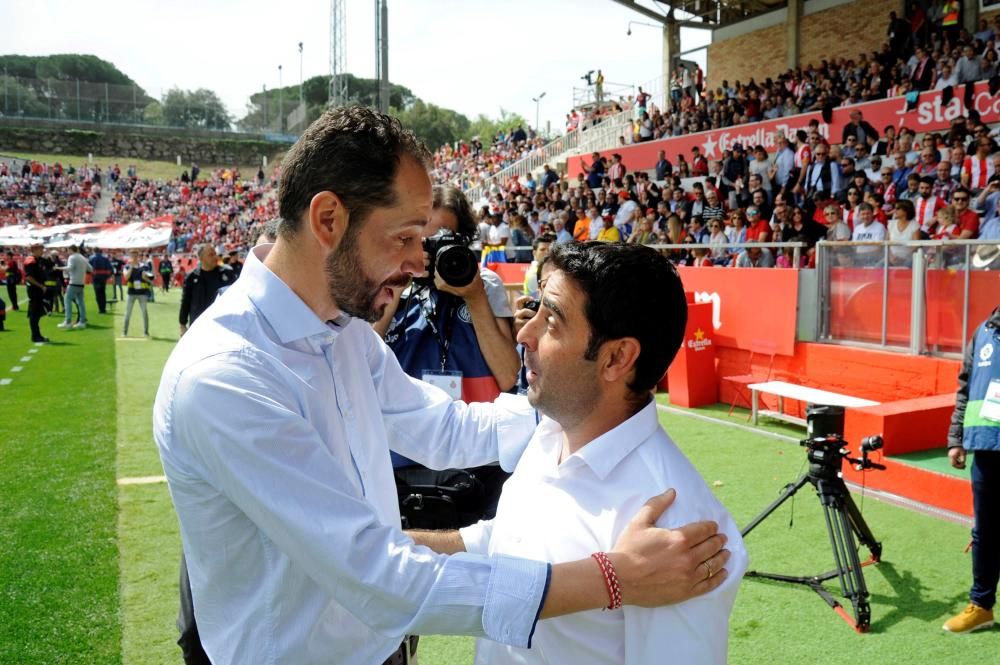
left=461, top=400, right=748, bottom=665
left=153, top=246, right=548, bottom=665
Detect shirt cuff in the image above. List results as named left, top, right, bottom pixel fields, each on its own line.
left=482, top=555, right=550, bottom=648
left=459, top=519, right=492, bottom=556
left=493, top=393, right=537, bottom=472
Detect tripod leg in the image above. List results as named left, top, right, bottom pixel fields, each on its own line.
left=843, top=492, right=883, bottom=560
left=824, top=498, right=872, bottom=631
left=741, top=475, right=810, bottom=538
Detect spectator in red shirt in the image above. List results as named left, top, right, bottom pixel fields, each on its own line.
left=691, top=147, right=709, bottom=177
left=744, top=207, right=771, bottom=242
left=951, top=188, right=980, bottom=238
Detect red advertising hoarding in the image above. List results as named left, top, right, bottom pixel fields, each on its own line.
left=676, top=267, right=799, bottom=356
left=566, top=81, right=1000, bottom=175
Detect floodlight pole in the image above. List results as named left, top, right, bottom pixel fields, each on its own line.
left=532, top=92, right=546, bottom=138
left=298, top=42, right=304, bottom=107
left=278, top=65, right=284, bottom=131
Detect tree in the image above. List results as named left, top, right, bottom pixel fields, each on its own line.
left=394, top=101, right=470, bottom=150
left=161, top=87, right=232, bottom=130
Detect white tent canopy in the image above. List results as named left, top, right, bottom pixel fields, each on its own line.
left=0, top=216, right=173, bottom=249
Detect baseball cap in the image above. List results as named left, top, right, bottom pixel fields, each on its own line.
left=747, top=207, right=760, bottom=216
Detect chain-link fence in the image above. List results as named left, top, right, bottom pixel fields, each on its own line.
left=0, top=75, right=236, bottom=132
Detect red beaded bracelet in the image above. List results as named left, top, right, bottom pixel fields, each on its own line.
left=591, top=551, right=623, bottom=610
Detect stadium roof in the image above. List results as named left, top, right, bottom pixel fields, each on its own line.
left=611, top=0, right=787, bottom=30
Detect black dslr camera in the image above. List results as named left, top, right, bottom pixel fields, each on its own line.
left=418, top=229, right=478, bottom=288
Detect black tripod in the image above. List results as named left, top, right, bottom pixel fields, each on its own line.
left=741, top=433, right=885, bottom=632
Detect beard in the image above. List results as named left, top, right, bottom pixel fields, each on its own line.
left=324, top=225, right=409, bottom=322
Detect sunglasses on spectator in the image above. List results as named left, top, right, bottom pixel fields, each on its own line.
left=953, top=196, right=969, bottom=202
left=847, top=137, right=857, bottom=142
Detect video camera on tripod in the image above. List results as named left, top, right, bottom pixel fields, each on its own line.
left=801, top=405, right=886, bottom=477
left=742, top=404, right=886, bottom=632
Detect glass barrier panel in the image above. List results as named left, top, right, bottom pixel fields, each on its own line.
left=827, top=245, right=886, bottom=344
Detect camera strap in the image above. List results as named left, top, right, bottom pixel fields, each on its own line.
left=420, top=292, right=457, bottom=372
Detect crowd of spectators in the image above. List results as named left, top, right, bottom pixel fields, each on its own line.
left=430, top=126, right=549, bottom=194
left=104, top=165, right=278, bottom=254
left=471, top=107, right=999, bottom=270
left=0, top=159, right=99, bottom=227
left=623, top=11, right=1000, bottom=144
left=1, top=156, right=280, bottom=268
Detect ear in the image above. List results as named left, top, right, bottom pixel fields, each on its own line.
left=307, top=191, right=350, bottom=253
left=599, top=337, right=642, bottom=386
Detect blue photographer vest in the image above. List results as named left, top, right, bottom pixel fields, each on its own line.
left=963, top=320, right=1000, bottom=452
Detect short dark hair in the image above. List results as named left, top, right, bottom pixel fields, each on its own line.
left=547, top=242, right=687, bottom=402
left=277, top=106, right=430, bottom=238
left=894, top=199, right=915, bottom=220
left=432, top=185, right=477, bottom=238
left=533, top=232, right=556, bottom=250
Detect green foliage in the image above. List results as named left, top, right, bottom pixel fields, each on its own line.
left=394, top=100, right=471, bottom=151
left=161, top=87, right=233, bottom=130
left=143, top=100, right=164, bottom=126
left=0, top=53, right=141, bottom=86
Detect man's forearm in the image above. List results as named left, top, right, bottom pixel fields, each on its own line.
left=466, top=292, right=520, bottom=392
left=407, top=529, right=467, bottom=555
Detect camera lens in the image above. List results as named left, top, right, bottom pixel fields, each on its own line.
left=436, top=245, right=478, bottom=287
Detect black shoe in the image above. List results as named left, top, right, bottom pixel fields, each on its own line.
left=32, top=336, right=50, bottom=343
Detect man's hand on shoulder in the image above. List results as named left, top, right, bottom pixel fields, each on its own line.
left=610, top=488, right=731, bottom=606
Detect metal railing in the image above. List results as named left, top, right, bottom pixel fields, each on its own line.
left=815, top=239, right=999, bottom=358
left=463, top=108, right=635, bottom=204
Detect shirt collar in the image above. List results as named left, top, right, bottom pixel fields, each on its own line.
left=240, top=244, right=333, bottom=344
left=558, top=398, right=660, bottom=481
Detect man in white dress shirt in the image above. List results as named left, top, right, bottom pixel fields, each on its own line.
left=153, top=108, right=732, bottom=665
left=456, top=242, right=747, bottom=663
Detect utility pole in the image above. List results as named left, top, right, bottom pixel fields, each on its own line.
left=532, top=92, right=546, bottom=138
left=298, top=42, right=304, bottom=107
left=278, top=64, right=284, bottom=131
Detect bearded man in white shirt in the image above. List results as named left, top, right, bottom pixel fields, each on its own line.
left=155, top=107, right=732, bottom=665
left=420, top=242, right=748, bottom=664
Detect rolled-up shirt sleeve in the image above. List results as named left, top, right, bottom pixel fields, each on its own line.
left=367, top=326, right=535, bottom=472
left=169, top=353, right=548, bottom=647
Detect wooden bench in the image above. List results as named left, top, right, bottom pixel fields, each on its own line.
left=747, top=380, right=880, bottom=426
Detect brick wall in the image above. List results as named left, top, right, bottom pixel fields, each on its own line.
left=707, top=0, right=906, bottom=89
left=799, top=0, right=901, bottom=66
left=706, top=23, right=787, bottom=89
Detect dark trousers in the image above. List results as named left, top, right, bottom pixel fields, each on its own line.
left=177, top=552, right=212, bottom=665
left=5, top=281, right=17, bottom=309
left=971, top=450, right=1000, bottom=610
left=93, top=281, right=108, bottom=313
left=28, top=297, right=45, bottom=340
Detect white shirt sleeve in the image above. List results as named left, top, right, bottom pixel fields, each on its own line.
left=170, top=351, right=548, bottom=647
left=480, top=268, right=514, bottom=318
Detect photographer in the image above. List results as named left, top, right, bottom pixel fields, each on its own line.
left=375, top=185, right=520, bottom=529
left=122, top=250, right=153, bottom=337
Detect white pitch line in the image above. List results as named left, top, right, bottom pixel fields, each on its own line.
left=10, top=366, right=22, bottom=373
left=20, top=356, right=31, bottom=362
left=0, top=378, right=11, bottom=386
left=27, top=348, right=38, bottom=354
left=117, top=475, right=167, bottom=486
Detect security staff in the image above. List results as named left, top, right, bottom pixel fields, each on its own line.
left=23, top=243, right=50, bottom=343
left=944, top=304, right=1000, bottom=633
left=44, top=252, right=63, bottom=314
left=178, top=244, right=235, bottom=336
left=4, top=251, right=20, bottom=310
left=90, top=248, right=113, bottom=314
